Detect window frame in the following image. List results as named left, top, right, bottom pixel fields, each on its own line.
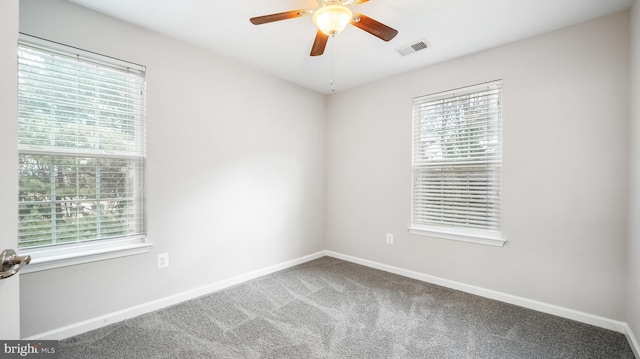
left=17, top=34, right=152, bottom=273
left=409, top=81, right=505, bottom=247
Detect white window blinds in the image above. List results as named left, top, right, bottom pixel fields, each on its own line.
left=411, top=81, right=502, bottom=242
left=17, top=36, right=146, bottom=249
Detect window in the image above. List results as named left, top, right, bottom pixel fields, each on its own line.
left=410, top=81, right=504, bottom=246
left=17, top=34, right=150, bottom=270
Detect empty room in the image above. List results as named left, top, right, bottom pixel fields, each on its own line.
left=1, top=0, right=640, bottom=357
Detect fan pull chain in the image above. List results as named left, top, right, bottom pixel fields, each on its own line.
left=330, top=35, right=335, bottom=93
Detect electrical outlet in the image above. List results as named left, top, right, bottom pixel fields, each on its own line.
left=157, top=253, right=169, bottom=269
left=386, top=233, right=394, bottom=245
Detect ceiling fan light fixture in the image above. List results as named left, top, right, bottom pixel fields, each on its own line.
left=312, top=4, right=353, bottom=36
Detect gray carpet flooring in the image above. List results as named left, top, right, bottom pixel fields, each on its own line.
left=59, top=257, right=635, bottom=358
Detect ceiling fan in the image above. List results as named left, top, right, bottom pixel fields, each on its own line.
left=250, top=0, right=398, bottom=56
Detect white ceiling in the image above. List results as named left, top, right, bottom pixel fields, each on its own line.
left=67, top=0, right=634, bottom=94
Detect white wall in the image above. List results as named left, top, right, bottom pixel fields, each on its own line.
left=18, top=0, right=326, bottom=338
left=326, top=11, right=630, bottom=321
left=628, top=0, right=640, bottom=348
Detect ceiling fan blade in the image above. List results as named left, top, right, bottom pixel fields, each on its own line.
left=250, top=9, right=310, bottom=25
left=351, top=14, right=398, bottom=41
left=310, top=30, right=329, bottom=56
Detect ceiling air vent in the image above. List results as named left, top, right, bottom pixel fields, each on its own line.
left=397, top=40, right=430, bottom=56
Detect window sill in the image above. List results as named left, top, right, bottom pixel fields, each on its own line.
left=18, top=237, right=153, bottom=274
left=408, top=225, right=505, bottom=247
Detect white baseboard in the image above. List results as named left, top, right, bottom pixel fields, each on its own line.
left=325, top=251, right=629, bottom=335
left=626, top=324, right=640, bottom=358
left=25, top=251, right=326, bottom=340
